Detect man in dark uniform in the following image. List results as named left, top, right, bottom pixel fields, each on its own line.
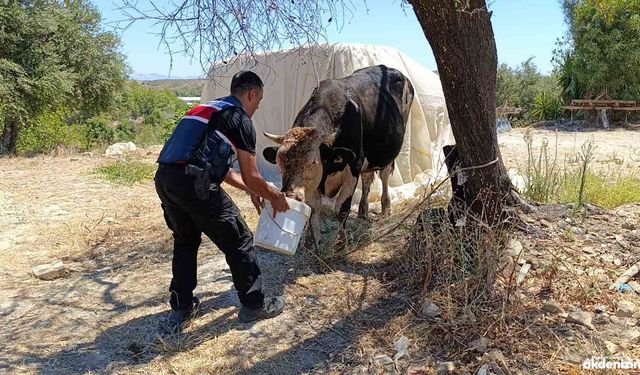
left=154, top=71, right=289, bottom=330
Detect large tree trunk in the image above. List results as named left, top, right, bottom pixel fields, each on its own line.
left=0, top=114, right=20, bottom=155
left=408, top=0, right=513, bottom=224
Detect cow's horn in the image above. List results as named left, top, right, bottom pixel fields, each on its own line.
left=323, top=131, right=338, bottom=144
left=263, top=132, right=284, bottom=144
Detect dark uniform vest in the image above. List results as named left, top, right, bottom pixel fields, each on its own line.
left=157, top=96, right=241, bottom=183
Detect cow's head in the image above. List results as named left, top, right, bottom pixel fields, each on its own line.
left=263, top=127, right=355, bottom=202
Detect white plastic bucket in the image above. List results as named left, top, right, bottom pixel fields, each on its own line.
left=254, top=197, right=311, bottom=256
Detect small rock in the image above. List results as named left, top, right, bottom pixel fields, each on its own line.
left=604, top=340, right=619, bottom=354
left=617, top=239, right=632, bottom=250
left=407, top=367, right=430, bottom=375
left=616, top=300, right=637, bottom=317
left=304, top=295, right=320, bottom=305
left=627, top=281, right=640, bottom=293
left=614, top=258, right=623, bottom=267
left=626, top=318, right=638, bottom=327
left=420, top=301, right=441, bottom=318
left=477, top=364, right=489, bottom=375
left=436, top=361, right=455, bottom=373
left=469, top=337, right=490, bottom=353
left=0, top=300, right=15, bottom=316
left=610, top=315, right=622, bottom=325
left=372, top=355, right=393, bottom=367
left=32, top=260, right=66, bottom=280
left=490, top=362, right=506, bottom=375
left=593, top=314, right=610, bottom=325
left=596, top=273, right=611, bottom=284
left=127, top=251, right=138, bottom=258
left=571, top=226, right=584, bottom=235
left=622, top=221, right=637, bottom=230
left=566, top=310, right=594, bottom=329
left=620, top=329, right=640, bottom=344
left=566, top=305, right=579, bottom=313
left=516, top=263, right=531, bottom=285
left=540, top=219, right=552, bottom=228
left=482, top=350, right=507, bottom=366
left=600, top=254, right=614, bottom=264
left=627, top=230, right=640, bottom=242
left=393, top=335, right=409, bottom=361
left=542, top=300, right=564, bottom=314
left=105, top=141, right=137, bottom=157
left=506, top=239, right=524, bottom=257
left=351, top=365, right=369, bottom=375
left=558, top=265, right=569, bottom=273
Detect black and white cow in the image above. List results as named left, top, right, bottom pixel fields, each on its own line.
left=262, top=64, right=414, bottom=248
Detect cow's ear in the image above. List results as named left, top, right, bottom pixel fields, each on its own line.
left=263, top=147, right=278, bottom=164
left=319, top=143, right=332, bottom=162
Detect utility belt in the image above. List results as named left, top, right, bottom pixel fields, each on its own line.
left=184, top=161, right=223, bottom=200
left=159, top=126, right=234, bottom=200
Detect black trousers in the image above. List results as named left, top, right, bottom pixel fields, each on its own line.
left=154, top=164, right=264, bottom=311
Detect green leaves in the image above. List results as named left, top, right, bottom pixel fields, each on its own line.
left=557, top=0, right=640, bottom=100
left=531, top=91, right=564, bottom=121
left=496, top=58, right=562, bottom=122
left=0, top=1, right=127, bottom=153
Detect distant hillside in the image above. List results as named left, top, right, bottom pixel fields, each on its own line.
left=130, top=73, right=201, bottom=80
left=136, top=79, right=205, bottom=97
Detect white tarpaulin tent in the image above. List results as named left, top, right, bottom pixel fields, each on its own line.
left=202, top=42, right=455, bottom=205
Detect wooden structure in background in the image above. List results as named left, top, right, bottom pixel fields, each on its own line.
left=562, top=92, right=640, bottom=125
left=496, top=99, right=522, bottom=117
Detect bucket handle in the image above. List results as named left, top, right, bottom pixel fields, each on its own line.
left=264, top=205, right=306, bottom=236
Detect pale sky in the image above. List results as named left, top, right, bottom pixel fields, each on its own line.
left=95, top=0, right=566, bottom=79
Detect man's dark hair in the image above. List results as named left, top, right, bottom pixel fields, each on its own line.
left=230, top=70, right=263, bottom=96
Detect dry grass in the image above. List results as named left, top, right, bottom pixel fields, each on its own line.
left=3, top=134, right=640, bottom=374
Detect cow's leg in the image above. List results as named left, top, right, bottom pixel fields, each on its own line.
left=333, top=168, right=360, bottom=247
left=380, top=163, right=394, bottom=216
left=304, top=190, right=322, bottom=250
left=358, top=171, right=374, bottom=220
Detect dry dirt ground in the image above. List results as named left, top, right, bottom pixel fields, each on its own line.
left=1, top=126, right=640, bottom=375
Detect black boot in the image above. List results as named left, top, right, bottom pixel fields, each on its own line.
left=238, top=296, right=285, bottom=323
left=160, top=296, right=200, bottom=334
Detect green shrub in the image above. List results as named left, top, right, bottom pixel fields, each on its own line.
left=521, top=133, right=640, bottom=209
left=522, top=130, right=562, bottom=202
left=114, top=119, right=138, bottom=142
left=85, top=116, right=115, bottom=147
left=134, top=125, right=164, bottom=147
left=531, top=91, right=563, bottom=121
left=17, top=110, right=68, bottom=155
left=93, top=160, right=156, bottom=186
left=557, top=169, right=640, bottom=210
